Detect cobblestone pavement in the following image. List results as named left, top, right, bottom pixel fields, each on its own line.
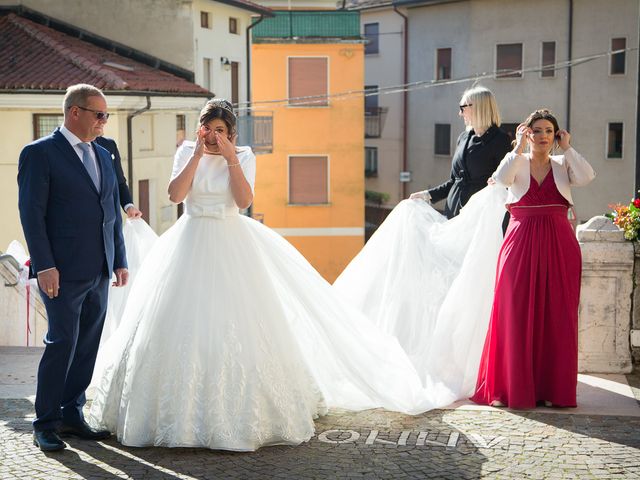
left=2, top=397, right=640, bottom=480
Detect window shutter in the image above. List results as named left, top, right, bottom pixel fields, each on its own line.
left=289, top=156, right=328, bottom=203
left=496, top=43, right=523, bottom=78
left=289, top=58, right=328, bottom=106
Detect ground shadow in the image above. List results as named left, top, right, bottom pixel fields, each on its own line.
left=123, top=408, right=490, bottom=479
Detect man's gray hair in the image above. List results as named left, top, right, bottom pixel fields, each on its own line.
left=63, top=84, right=105, bottom=115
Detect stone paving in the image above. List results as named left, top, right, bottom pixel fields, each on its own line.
left=1, top=347, right=639, bottom=479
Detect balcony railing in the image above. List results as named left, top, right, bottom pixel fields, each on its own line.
left=237, top=113, right=273, bottom=155
left=365, top=107, right=388, bottom=138
left=252, top=11, right=361, bottom=40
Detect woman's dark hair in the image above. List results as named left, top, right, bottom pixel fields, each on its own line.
left=199, top=99, right=237, bottom=137
left=524, top=109, right=559, bottom=133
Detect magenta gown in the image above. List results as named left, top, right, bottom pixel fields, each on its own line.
left=471, top=171, right=581, bottom=409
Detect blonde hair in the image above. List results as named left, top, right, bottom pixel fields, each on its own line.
left=460, top=86, right=501, bottom=131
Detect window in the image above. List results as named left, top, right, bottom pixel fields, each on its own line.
left=203, top=57, right=212, bottom=90
left=611, top=38, right=626, bottom=75
left=176, top=114, right=186, bottom=147
left=496, top=43, right=523, bottom=78
left=288, top=57, right=328, bottom=106
left=229, top=17, right=238, bottom=34
left=364, top=85, right=378, bottom=112
left=434, top=124, right=451, bottom=155
left=33, top=114, right=63, bottom=139
left=365, top=147, right=378, bottom=177
left=607, top=123, right=623, bottom=158
left=541, top=41, right=555, bottom=78
left=289, top=156, right=329, bottom=204
left=436, top=48, right=452, bottom=80
left=500, top=123, right=518, bottom=143
left=200, top=11, right=210, bottom=29
left=364, top=23, right=379, bottom=55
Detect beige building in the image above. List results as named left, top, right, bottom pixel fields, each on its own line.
left=0, top=0, right=273, bottom=105
left=0, top=10, right=210, bottom=252
left=393, top=0, right=638, bottom=222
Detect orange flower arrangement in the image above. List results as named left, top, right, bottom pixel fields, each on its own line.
left=607, top=196, right=640, bottom=241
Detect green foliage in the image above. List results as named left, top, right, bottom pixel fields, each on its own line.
left=365, top=190, right=390, bottom=205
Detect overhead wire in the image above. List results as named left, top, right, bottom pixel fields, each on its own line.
left=234, top=46, right=637, bottom=114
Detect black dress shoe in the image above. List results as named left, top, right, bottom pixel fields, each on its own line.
left=58, top=419, right=111, bottom=440
left=33, top=429, right=66, bottom=451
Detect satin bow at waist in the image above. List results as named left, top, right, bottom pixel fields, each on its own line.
left=184, top=203, right=239, bottom=219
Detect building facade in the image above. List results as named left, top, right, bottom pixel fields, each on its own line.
left=0, top=0, right=272, bottom=106
left=250, top=8, right=366, bottom=281
left=347, top=0, right=406, bottom=238
left=396, top=0, right=639, bottom=222
left=0, top=10, right=209, bottom=251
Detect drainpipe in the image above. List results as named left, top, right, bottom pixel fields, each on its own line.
left=126, top=96, right=151, bottom=198
left=245, top=15, right=266, bottom=218
left=246, top=15, right=266, bottom=113
left=566, top=0, right=573, bottom=131
left=393, top=5, right=408, bottom=199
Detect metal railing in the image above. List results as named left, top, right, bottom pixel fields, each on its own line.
left=0, top=254, right=23, bottom=287
left=252, top=11, right=361, bottom=39
left=237, top=113, right=273, bottom=155
left=365, top=107, right=388, bottom=138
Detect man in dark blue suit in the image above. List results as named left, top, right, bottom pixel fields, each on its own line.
left=18, top=84, right=128, bottom=451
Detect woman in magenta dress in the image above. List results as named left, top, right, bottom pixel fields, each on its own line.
left=471, top=109, right=595, bottom=409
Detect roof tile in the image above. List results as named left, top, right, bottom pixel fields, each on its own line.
left=0, top=13, right=210, bottom=96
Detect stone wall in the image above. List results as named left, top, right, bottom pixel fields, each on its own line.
left=577, top=216, right=634, bottom=373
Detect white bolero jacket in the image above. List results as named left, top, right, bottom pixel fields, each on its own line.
left=492, top=147, right=596, bottom=205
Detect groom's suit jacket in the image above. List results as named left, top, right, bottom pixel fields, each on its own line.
left=18, top=127, right=127, bottom=281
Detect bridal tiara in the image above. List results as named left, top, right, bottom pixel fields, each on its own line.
left=207, top=99, right=235, bottom=117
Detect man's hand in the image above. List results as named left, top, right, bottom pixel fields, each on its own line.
left=38, top=268, right=60, bottom=299
left=113, top=268, right=129, bottom=287
left=126, top=205, right=143, bottom=219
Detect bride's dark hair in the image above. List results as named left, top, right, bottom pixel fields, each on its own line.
left=199, top=99, right=237, bottom=138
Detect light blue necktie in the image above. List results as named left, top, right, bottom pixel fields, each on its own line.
left=78, top=143, right=100, bottom=191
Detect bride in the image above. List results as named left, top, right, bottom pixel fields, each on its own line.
left=88, top=100, right=429, bottom=451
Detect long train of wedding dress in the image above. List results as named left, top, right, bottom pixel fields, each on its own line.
left=333, top=186, right=508, bottom=407
left=88, top=145, right=430, bottom=451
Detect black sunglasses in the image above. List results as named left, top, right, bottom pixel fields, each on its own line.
left=75, top=105, right=110, bottom=120
left=459, top=104, right=472, bottom=113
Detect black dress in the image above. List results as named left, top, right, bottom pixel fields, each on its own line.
left=428, top=125, right=511, bottom=219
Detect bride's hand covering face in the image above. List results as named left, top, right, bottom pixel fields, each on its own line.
left=214, top=131, right=238, bottom=162
left=194, top=125, right=207, bottom=158
left=201, top=118, right=231, bottom=155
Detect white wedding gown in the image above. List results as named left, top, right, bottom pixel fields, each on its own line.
left=100, top=219, right=158, bottom=347
left=333, top=187, right=508, bottom=408
left=88, top=143, right=429, bottom=451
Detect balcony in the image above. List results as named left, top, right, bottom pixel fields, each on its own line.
left=237, top=113, right=273, bottom=155
left=252, top=11, right=361, bottom=40
left=365, top=107, right=388, bottom=138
